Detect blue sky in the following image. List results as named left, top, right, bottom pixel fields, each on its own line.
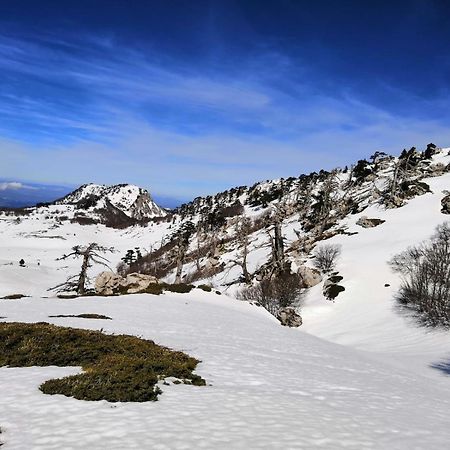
left=1, top=0, right=450, bottom=203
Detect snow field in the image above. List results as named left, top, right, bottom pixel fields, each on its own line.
left=2, top=293, right=450, bottom=449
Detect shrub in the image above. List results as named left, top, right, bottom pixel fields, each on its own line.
left=197, top=284, right=212, bottom=292
left=142, top=283, right=165, bottom=295
left=162, top=283, right=194, bottom=294
left=70, top=216, right=97, bottom=226
left=0, top=322, right=205, bottom=402
left=324, top=283, right=345, bottom=300
left=313, top=244, right=341, bottom=273
left=390, top=223, right=450, bottom=326
left=183, top=264, right=224, bottom=284
left=237, top=272, right=304, bottom=315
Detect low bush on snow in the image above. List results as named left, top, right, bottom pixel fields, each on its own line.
left=0, top=322, right=205, bottom=402
left=48, top=314, right=112, bottom=320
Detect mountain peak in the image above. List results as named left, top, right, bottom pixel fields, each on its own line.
left=55, top=183, right=167, bottom=219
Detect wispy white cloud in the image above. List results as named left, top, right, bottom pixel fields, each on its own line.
left=2, top=110, right=450, bottom=199
left=0, top=30, right=449, bottom=198
left=0, top=181, right=38, bottom=191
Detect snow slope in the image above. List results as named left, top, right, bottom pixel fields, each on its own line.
left=1, top=148, right=450, bottom=448
left=0, top=216, right=173, bottom=297
left=2, top=292, right=450, bottom=449
left=301, top=171, right=450, bottom=374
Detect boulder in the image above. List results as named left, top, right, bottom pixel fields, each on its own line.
left=95, top=271, right=159, bottom=295
left=441, top=193, right=450, bottom=215
left=356, top=216, right=385, bottom=228
left=95, top=271, right=122, bottom=296
left=121, top=273, right=159, bottom=294
left=277, top=307, right=302, bottom=327
left=297, top=265, right=322, bottom=288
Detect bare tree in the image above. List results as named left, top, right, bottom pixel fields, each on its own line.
left=230, top=216, right=252, bottom=283
left=313, top=244, right=341, bottom=273
left=237, top=272, right=304, bottom=316
left=266, top=203, right=288, bottom=275
left=172, top=221, right=195, bottom=283
left=390, top=222, right=450, bottom=326
left=295, top=177, right=315, bottom=219
left=309, top=171, right=339, bottom=235
left=51, top=243, right=114, bottom=295
left=383, top=148, right=421, bottom=207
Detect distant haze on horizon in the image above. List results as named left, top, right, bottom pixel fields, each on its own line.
left=1, top=0, right=450, bottom=199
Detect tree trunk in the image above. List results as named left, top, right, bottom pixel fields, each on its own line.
left=77, top=245, right=93, bottom=295
left=175, top=245, right=186, bottom=284
left=273, top=221, right=284, bottom=270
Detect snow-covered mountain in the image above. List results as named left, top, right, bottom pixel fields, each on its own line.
left=54, top=183, right=167, bottom=220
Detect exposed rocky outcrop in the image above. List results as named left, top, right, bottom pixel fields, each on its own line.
left=297, top=266, right=322, bottom=288
left=277, top=307, right=302, bottom=327
left=356, top=217, right=386, bottom=228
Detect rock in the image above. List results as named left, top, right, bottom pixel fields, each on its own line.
left=356, top=216, right=386, bottom=228
left=205, top=255, right=220, bottom=270
left=441, top=193, right=450, bottom=215
left=277, top=307, right=302, bottom=327
left=95, top=272, right=159, bottom=295
left=121, top=273, right=159, bottom=294
left=403, top=180, right=431, bottom=199
left=297, top=266, right=322, bottom=288
left=95, top=271, right=123, bottom=296
left=385, top=195, right=405, bottom=209
left=428, top=163, right=446, bottom=177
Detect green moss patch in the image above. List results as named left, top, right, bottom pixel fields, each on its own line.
left=0, top=322, right=205, bottom=402
left=48, top=314, right=112, bottom=320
